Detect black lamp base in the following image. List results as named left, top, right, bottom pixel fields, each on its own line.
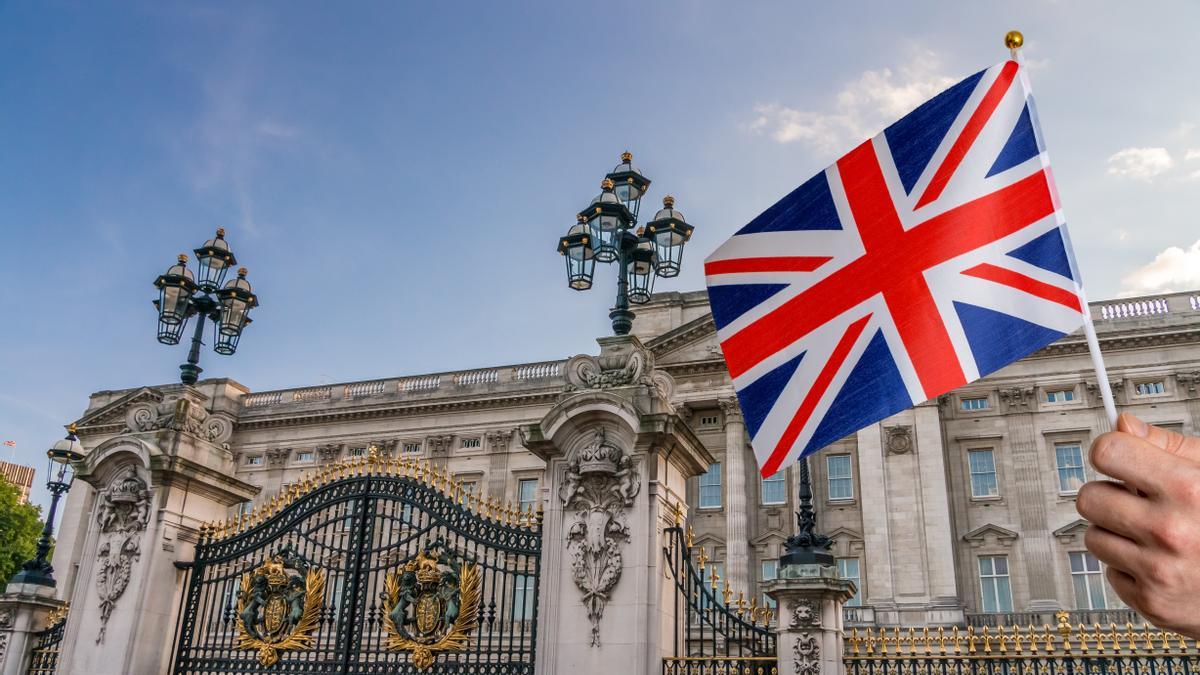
left=10, top=563, right=56, bottom=587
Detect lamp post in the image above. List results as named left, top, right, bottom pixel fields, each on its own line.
left=779, top=457, right=835, bottom=567
left=10, top=425, right=85, bottom=587
left=557, top=152, right=695, bottom=336
left=153, top=229, right=259, bottom=385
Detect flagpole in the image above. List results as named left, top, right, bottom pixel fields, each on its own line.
left=1007, top=29, right=1119, bottom=429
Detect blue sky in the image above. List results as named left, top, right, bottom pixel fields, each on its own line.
left=3, top=2, right=1200, bottom=512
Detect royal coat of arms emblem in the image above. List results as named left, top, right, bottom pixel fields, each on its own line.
left=235, top=546, right=326, bottom=666
left=381, top=540, right=481, bottom=670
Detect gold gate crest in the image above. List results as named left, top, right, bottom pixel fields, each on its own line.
left=382, top=539, right=481, bottom=670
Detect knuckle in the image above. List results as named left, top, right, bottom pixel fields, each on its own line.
left=1170, top=472, right=1200, bottom=505
left=1090, top=434, right=1121, bottom=470
left=1149, top=516, right=1191, bottom=553
left=1141, top=555, right=1179, bottom=588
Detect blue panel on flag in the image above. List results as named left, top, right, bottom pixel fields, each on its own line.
left=799, top=330, right=911, bottom=458
left=739, top=352, right=805, bottom=438
left=884, top=68, right=986, bottom=195
left=1006, top=227, right=1074, bottom=281
left=709, top=283, right=789, bottom=330
left=954, top=301, right=1067, bottom=376
left=736, top=172, right=841, bottom=234
left=986, top=104, right=1040, bottom=177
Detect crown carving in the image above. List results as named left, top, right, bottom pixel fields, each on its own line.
left=578, top=428, right=622, bottom=476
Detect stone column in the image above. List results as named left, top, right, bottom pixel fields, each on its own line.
left=57, top=385, right=259, bottom=675
left=522, top=335, right=712, bottom=675
left=720, top=397, right=750, bottom=593
left=999, top=387, right=1059, bottom=610
left=766, top=564, right=856, bottom=675
left=0, top=583, right=65, bottom=675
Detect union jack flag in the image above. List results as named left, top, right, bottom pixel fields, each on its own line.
left=706, top=59, right=1087, bottom=478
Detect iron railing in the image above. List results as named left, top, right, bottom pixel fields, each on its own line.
left=25, top=605, right=68, bottom=675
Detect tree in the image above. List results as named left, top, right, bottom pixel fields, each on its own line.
left=0, top=479, right=45, bottom=584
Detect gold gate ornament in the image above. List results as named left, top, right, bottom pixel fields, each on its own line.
left=382, top=542, right=481, bottom=670
left=235, top=549, right=326, bottom=667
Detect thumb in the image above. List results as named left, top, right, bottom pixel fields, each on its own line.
left=1117, top=412, right=1200, bottom=462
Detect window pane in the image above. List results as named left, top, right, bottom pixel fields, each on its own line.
left=827, top=456, right=853, bottom=500
left=762, top=472, right=786, bottom=504
left=699, top=463, right=722, bottom=508
left=968, top=449, right=998, bottom=498
left=978, top=557, right=994, bottom=576
left=995, top=577, right=1013, bottom=612
left=1056, top=444, right=1085, bottom=493
left=837, top=558, right=862, bottom=606
left=518, top=479, right=538, bottom=511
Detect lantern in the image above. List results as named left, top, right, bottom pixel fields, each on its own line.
left=644, top=195, right=694, bottom=278
left=578, top=178, right=632, bottom=263
left=213, top=267, right=258, bottom=355
left=628, top=236, right=657, bottom=304
left=153, top=254, right=197, bottom=345
left=193, top=228, right=237, bottom=293
left=605, top=151, right=652, bottom=222
left=558, top=217, right=596, bottom=291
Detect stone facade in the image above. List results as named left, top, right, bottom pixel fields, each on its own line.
left=0, top=462, right=35, bottom=505
left=48, top=288, right=1200, bottom=638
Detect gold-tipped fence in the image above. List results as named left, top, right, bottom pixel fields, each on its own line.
left=198, top=446, right=541, bottom=543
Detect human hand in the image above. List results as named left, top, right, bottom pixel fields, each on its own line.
left=1076, top=412, right=1200, bottom=638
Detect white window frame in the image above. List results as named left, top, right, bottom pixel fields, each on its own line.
left=761, top=560, right=779, bottom=608
left=700, top=415, right=720, bottom=427
left=961, top=396, right=990, bottom=411
left=761, top=471, right=786, bottom=505
left=460, top=437, right=482, bottom=450
left=1055, top=443, right=1086, bottom=495
left=837, top=558, right=862, bottom=607
left=1134, top=380, right=1166, bottom=397
left=294, top=451, right=315, bottom=463
left=517, top=478, right=538, bottom=513
left=826, top=455, right=854, bottom=501
left=347, top=446, right=368, bottom=458
left=1045, top=388, right=1076, bottom=404
left=698, top=463, right=722, bottom=509
left=245, top=455, right=263, bottom=466
left=978, top=555, right=1013, bottom=613
left=967, top=448, right=999, bottom=498
left=402, top=442, right=422, bottom=454
left=1070, top=551, right=1108, bottom=610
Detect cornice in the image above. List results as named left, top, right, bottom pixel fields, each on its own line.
left=646, top=314, right=716, bottom=356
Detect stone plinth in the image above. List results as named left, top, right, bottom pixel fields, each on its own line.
left=0, top=582, right=64, bottom=675
left=766, top=564, right=857, bottom=675
left=522, top=335, right=712, bottom=675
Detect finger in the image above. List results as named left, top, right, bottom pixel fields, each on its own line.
left=1105, top=567, right=1141, bottom=607
left=1076, top=481, right=1155, bottom=543
left=1089, top=431, right=1184, bottom=495
left=1119, top=412, right=1200, bottom=465
left=1083, top=525, right=1142, bottom=576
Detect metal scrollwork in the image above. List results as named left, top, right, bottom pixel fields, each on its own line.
left=235, top=546, right=326, bottom=667
left=559, top=427, right=640, bottom=646
left=381, top=539, right=481, bottom=670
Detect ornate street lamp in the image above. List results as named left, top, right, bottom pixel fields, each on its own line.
left=10, top=425, right=85, bottom=587
left=154, top=228, right=259, bottom=384
left=555, top=152, right=695, bottom=335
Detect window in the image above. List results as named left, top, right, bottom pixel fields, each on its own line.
left=761, top=560, right=779, bottom=608
left=1055, top=443, right=1086, bottom=494
left=1070, top=551, right=1107, bottom=610
left=978, top=556, right=1013, bottom=613
left=837, top=558, right=862, bottom=607
left=698, top=463, right=722, bottom=508
left=348, top=446, right=367, bottom=457
left=827, top=455, right=853, bottom=501
left=968, top=449, right=999, bottom=498
left=761, top=471, right=786, bottom=505
left=460, top=437, right=481, bottom=449
left=245, top=455, right=263, bottom=466
left=700, top=562, right=724, bottom=609
left=517, top=479, right=538, bottom=513
left=402, top=442, right=422, bottom=454
left=512, top=574, right=536, bottom=620
left=961, top=396, right=990, bottom=411
left=700, top=415, right=720, bottom=427
left=294, top=451, right=314, bottom=463
left=1135, top=381, right=1165, bottom=396
left=1046, top=388, right=1075, bottom=403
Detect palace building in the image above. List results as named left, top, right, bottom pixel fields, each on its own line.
left=56, top=288, right=1200, bottom=631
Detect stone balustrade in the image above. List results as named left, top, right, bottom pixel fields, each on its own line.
left=1095, top=291, right=1200, bottom=321
left=237, top=359, right=568, bottom=410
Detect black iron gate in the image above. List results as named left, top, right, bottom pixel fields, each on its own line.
left=662, top=521, right=776, bottom=675
left=171, top=453, right=542, bottom=674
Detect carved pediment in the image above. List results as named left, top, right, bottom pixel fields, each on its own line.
left=75, top=387, right=164, bottom=430
left=646, top=315, right=722, bottom=366
left=750, top=530, right=788, bottom=547
left=962, top=523, right=1019, bottom=548
left=1053, top=519, right=1090, bottom=544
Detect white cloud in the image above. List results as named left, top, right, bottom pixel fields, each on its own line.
left=1185, top=148, right=1200, bottom=161
left=748, top=51, right=956, bottom=153
left=1106, top=147, right=1174, bottom=180
left=1120, top=239, right=1200, bottom=296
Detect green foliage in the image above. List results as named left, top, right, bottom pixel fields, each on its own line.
left=0, top=479, right=45, bottom=584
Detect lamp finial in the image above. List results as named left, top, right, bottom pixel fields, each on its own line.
left=601, top=177, right=614, bottom=190
left=1005, top=30, right=1024, bottom=50
left=621, top=151, right=633, bottom=162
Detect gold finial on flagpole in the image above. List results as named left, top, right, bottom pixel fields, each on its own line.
left=1005, top=30, right=1024, bottom=56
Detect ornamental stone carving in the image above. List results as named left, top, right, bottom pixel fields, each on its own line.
left=94, top=467, right=151, bottom=643
left=427, top=435, right=455, bottom=455
left=558, top=428, right=640, bottom=647
left=885, top=425, right=913, bottom=455
left=998, top=387, right=1034, bottom=411
left=1176, top=371, right=1200, bottom=394
left=316, top=444, right=342, bottom=462
left=789, top=599, right=821, bottom=629
left=718, top=398, right=743, bottom=423
left=124, top=395, right=233, bottom=444
left=563, top=340, right=675, bottom=402
left=265, top=447, right=291, bottom=467
left=485, top=430, right=513, bottom=453
left=793, top=633, right=821, bottom=675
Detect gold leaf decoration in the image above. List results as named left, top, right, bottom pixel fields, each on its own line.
left=234, top=552, right=326, bottom=667
left=381, top=545, right=481, bottom=671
